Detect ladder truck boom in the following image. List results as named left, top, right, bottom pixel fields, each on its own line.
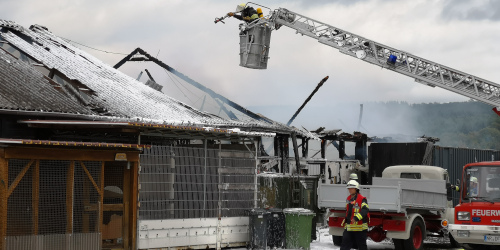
left=269, top=8, right=500, bottom=109
left=231, top=6, right=500, bottom=112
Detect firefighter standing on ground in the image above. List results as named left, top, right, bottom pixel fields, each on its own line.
left=340, top=180, right=369, bottom=250
left=227, top=3, right=261, bottom=23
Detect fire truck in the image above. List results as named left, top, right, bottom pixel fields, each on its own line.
left=448, top=162, right=500, bottom=249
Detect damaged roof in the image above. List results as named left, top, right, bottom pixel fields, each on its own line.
left=0, top=20, right=310, bottom=137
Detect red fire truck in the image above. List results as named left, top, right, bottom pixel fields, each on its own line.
left=449, top=162, right=500, bottom=249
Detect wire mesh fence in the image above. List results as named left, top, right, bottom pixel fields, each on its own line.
left=139, top=145, right=257, bottom=220
left=5, top=159, right=102, bottom=250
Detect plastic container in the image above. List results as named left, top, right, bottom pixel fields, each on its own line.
left=248, top=208, right=271, bottom=249
left=267, top=208, right=285, bottom=249
left=283, top=208, right=315, bottom=250
left=239, top=24, right=272, bottom=69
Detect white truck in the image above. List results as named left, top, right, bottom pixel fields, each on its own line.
left=318, top=165, right=457, bottom=250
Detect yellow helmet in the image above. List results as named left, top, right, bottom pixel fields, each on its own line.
left=349, top=173, right=358, bottom=180
left=236, top=3, right=246, bottom=12
left=470, top=176, right=478, bottom=183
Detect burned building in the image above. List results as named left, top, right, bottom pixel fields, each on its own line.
left=0, top=20, right=316, bottom=250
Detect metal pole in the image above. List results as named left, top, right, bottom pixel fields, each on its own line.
left=203, top=139, right=207, bottom=217
left=254, top=139, right=258, bottom=208
left=217, top=142, right=222, bottom=250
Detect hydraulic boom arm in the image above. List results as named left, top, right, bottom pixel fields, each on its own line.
left=266, top=8, right=500, bottom=109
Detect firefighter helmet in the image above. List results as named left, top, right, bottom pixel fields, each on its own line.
left=346, top=180, right=360, bottom=189
left=236, top=3, right=246, bottom=12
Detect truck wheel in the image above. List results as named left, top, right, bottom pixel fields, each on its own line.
left=332, top=235, right=342, bottom=246
left=403, top=219, right=425, bottom=250
left=393, top=239, right=405, bottom=250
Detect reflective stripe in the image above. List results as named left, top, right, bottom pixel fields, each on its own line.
left=250, top=14, right=259, bottom=19
left=362, top=202, right=369, bottom=209
left=355, top=213, right=363, bottom=221
left=345, top=222, right=369, bottom=231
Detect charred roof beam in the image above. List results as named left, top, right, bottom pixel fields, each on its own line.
left=114, top=48, right=272, bottom=124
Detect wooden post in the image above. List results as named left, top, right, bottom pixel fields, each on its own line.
left=0, top=149, right=8, bottom=250
left=301, top=138, right=309, bottom=158
left=320, top=139, right=327, bottom=176
left=66, top=161, right=74, bottom=234
left=7, top=159, right=34, bottom=197
left=291, top=132, right=301, bottom=174
left=99, top=162, right=104, bottom=233
left=123, top=164, right=131, bottom=249
left=130, top=161, right=139, bottom=250
left=83, top=163, right=90, bottom=233
left=32, top=160, right=40, bottom=235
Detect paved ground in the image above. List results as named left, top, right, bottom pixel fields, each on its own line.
left=310, top=227, right=464, bottom=250
left=231, top=227, right=465, bottom=250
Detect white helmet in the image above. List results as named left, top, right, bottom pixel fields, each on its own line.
left=235, top=3, right=246, bottom=12
left=470, top=176, right=478, bottom=183
left=349, top=173, right=358, bottom=180
left=346, top=180, right=359, bottom=189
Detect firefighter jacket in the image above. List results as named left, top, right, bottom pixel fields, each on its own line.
left=343, top=193, right=369, bottom=231
left=234, top=7, right=259, bottom=22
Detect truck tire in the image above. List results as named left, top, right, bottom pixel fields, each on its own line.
left=332, top=235, right=342, bottom=246
left=393, top=239, right=405, bottom=250
left=403, top=219, right=425, bottom=250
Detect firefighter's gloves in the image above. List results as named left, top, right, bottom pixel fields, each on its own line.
left=243, top=16, right=251, bottom=21
left=227, top=12, right=234, bottom=17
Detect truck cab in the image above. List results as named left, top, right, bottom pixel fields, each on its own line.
left=449, top=162, right=500, bottom=249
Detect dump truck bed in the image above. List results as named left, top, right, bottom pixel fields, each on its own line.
left=318, top=177, right=447, bottom=213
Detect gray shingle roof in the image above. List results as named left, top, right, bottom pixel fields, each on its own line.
left=0, top=21, right=305, bottom=135
left=0, top=49, right=92, bottom=114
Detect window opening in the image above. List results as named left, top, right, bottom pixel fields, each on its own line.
left=51, top=70, right=96, bottom=104
left=0, top=32, right=98, bottom=106
left=0, top=40, right=36, bottom=64
left=400, top=172, right=421, bottom=179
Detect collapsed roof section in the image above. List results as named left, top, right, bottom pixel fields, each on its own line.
left=0, top=20, right=312, bottom=138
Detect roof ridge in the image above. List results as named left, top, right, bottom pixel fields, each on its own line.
left=0, top=19, right=24, bottom=32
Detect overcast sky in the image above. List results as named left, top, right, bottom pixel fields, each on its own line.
left=2, top=0, right=500, bottom=136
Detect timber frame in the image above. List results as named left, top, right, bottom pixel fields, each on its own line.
left=0, top=146, right=140, bottom=250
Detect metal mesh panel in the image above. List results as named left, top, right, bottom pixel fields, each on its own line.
left=102, top=162, right=124, bottom=248
left=39, top=160, right=69, bottom=236
left=74, top=161, right=101, bottom=234
left=219, top=156, right=255, bottom=217
left=5, top=159, right=102, bottom=250
left=139, top=145, right=256, bottom=220
left=7, top=159, right=34, bottom=236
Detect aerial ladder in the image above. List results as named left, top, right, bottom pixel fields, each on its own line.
left=219, top=4, right=500, bottom=115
